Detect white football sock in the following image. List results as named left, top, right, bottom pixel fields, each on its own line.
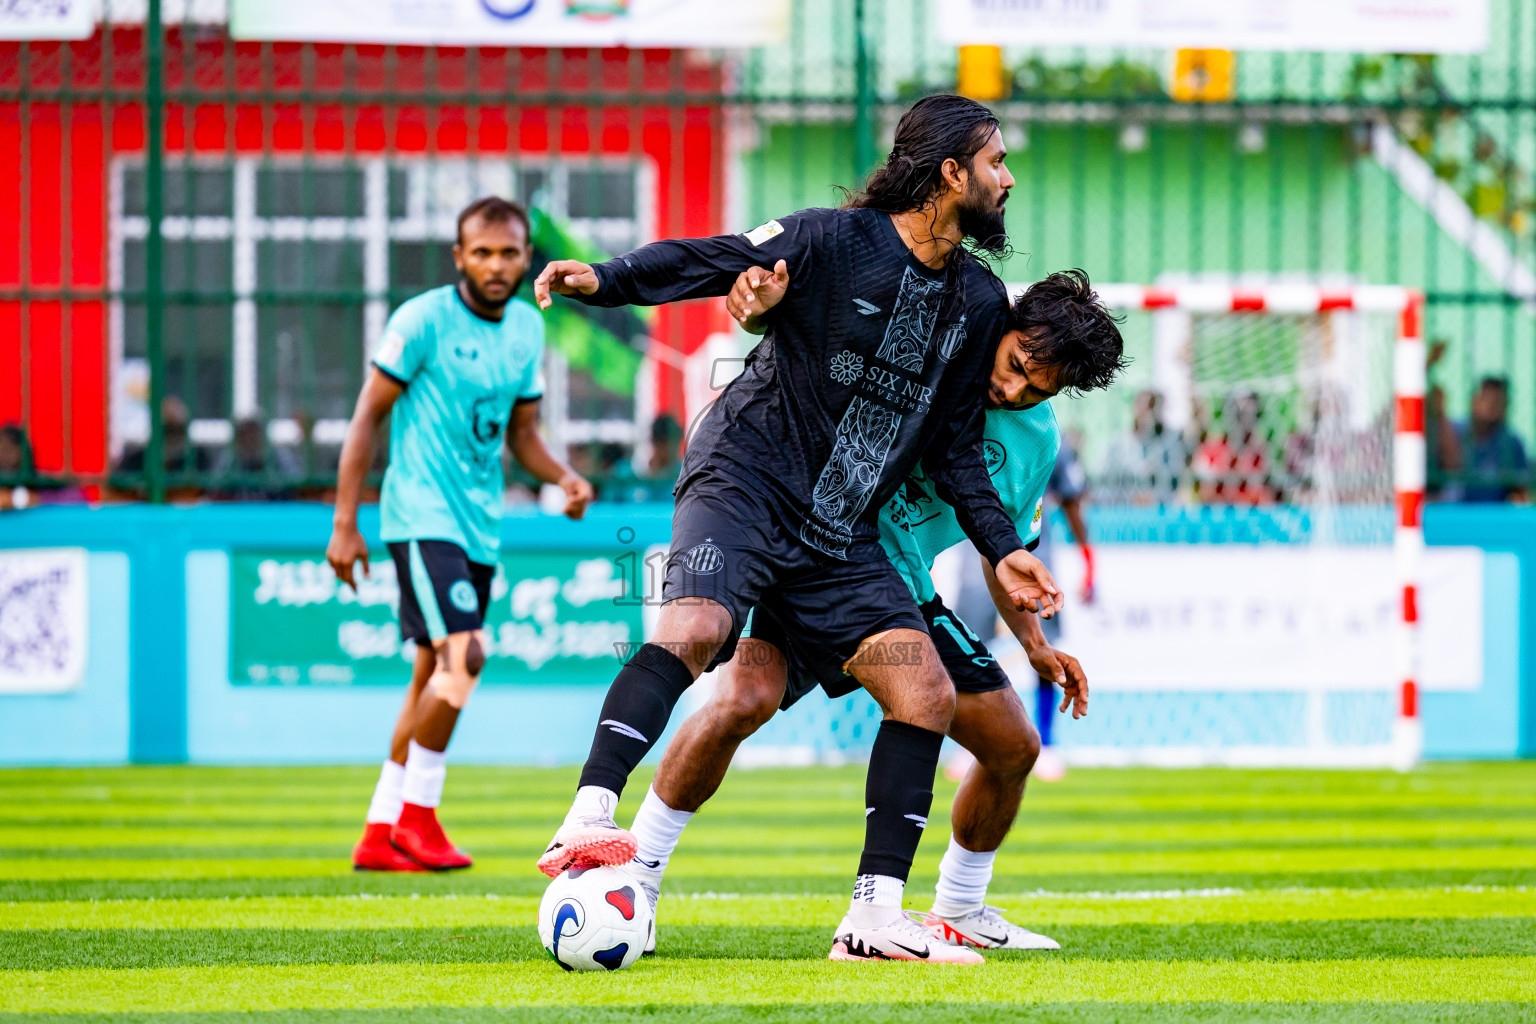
left=930, top=836, right=996, bottom=918
left=846, top=873, right=906, bottom=927
left=365, top=759, right=405, bottom=825
left=629, top=785, right=694, bottom=877
left=564, top=784, right=620, bottom=828
left=400, top=741, right=447, bottom=809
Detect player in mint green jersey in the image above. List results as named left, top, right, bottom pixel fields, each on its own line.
left=625, top=270, right=1125, bottom=955
left=327, top=197, right=594, bottom=873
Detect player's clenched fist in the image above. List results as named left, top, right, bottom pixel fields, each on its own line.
left=994, top=547, right=1063, bottom=618
left=727, top=259, right=790, bottom=331
left=559, top=470, right=596, bottom=520
left=533, top=259, right=600, bottom=310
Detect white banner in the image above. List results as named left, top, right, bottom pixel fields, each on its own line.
left=0, top=547, right=89, bottom=695
left=231, top=0, right=789, bottom=47
left=939, top=0, right=1489, bottom=54
left=1046, top=544, right=1483, bottom=691
left=0, top=0, right=95, bottom=40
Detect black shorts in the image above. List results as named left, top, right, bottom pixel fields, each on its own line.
left=388, top=539, right=495, bottom=644
left=760, top=593, right=1011, bottom=710
left=661, top=472, right=927, bottom=673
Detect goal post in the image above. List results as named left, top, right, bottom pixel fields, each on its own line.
left=725, top=280, right=1427, bottom=771
left=1083, top=283, right=1426, bottom=770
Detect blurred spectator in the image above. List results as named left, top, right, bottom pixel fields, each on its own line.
left=1424, top=341, right=1461, bottom=500
left=648, top=414, right=684, bottom=474
left=210, top=414, right=302, bottom=501
left=1099, top=389, right=1189, bottom=504
left=605, top=414, right=684, bottom=503
left=598, top=443, right=628, bottom=477
left=116, top=396, right=213, bottom=479
left=0, top=424, right=33, bottom=480
left=567, top=442, right=600, bottom=483
left=1192, top=390, right=1273, bottom=504
left=1448, top=376, right=1528, bottom=503
left=280, top=408, right=339, bottom=488
left=0, top=424, right=91, bottom=507
left=0, top=424, right=34, bottom=510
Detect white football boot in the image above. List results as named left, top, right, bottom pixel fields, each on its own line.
left=633, top=867, right=661, bottom=956
left=828, top=907, right=985, bottom=963
left=920, top=905, right=1061, bottom=950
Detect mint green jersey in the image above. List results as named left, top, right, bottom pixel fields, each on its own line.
left=879, top=402, right=1061, bottom=604
left=373, top=285, right=546, bottom=565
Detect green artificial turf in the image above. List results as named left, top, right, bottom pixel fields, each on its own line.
left=1, top=762, right=1534, bottom=1021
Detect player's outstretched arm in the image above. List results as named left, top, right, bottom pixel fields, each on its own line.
left=549, top=215, right=813, bottom=310
left=327, top=367, right=404, bottom=591
left=533, top=260, right=599, bottom=311
left=506, top=400, right=594, bottom=519
left=981, top=555, right=1088, bottom=719
left=726, top=259, right=790, bottom=334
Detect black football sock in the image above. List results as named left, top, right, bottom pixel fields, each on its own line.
left=577, top=643, right=696, bottom=798
left=856, top=719, right=945, bottom=882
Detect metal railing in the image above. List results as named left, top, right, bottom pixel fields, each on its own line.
left=2, top=0, right=1533, bottom=503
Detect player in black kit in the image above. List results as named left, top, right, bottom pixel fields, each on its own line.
left=533, top=95, right=1060, bottom=964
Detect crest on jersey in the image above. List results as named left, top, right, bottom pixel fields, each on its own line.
left=1031, top=499, right=1043, bottom=527
left=938, top=315, right=967, bottom=363
left=682, top=539, right=725, bottom=575
left=471, top=395, right=505, bottom=445
left=830, top=350, right=863, bottom=386
left=983, top=439, right=1007, bottom=475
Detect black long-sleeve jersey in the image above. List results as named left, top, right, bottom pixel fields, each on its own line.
left=579, top=206, right=1025, bottom=567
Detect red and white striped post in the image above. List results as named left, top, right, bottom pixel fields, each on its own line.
left=1392, top=292, right=1427, bottom=769
left=1054, top=282, right=1426, bottom=769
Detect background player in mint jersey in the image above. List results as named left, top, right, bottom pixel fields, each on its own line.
left=327, top=197, right=595, bottom=873
left=624, top=270, right=1125, bottom=956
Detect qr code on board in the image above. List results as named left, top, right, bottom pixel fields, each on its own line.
left=0, top=549, right=87, bottom=694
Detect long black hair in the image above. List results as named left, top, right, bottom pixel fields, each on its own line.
left=842, top=94, right=1007, bottom=264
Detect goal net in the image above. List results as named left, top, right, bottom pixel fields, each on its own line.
left=723, top=281, right=1426, bottom=770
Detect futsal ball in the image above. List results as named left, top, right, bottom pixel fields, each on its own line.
left=538, top=864, right=653, bottom=971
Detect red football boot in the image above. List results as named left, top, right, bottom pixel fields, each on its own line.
left=390, top=803, right=473, bottom=871
left=352, top=822, right=427, bottom=872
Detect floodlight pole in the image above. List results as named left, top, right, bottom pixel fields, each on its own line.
left=144, top=0, right=166, bottom=504
left=852, top=0, right=874, bottom=182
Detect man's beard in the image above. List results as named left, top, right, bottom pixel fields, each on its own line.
left=957, top=180, right=1009, bottom=254
left=462, top=272, right=520, bottom=311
